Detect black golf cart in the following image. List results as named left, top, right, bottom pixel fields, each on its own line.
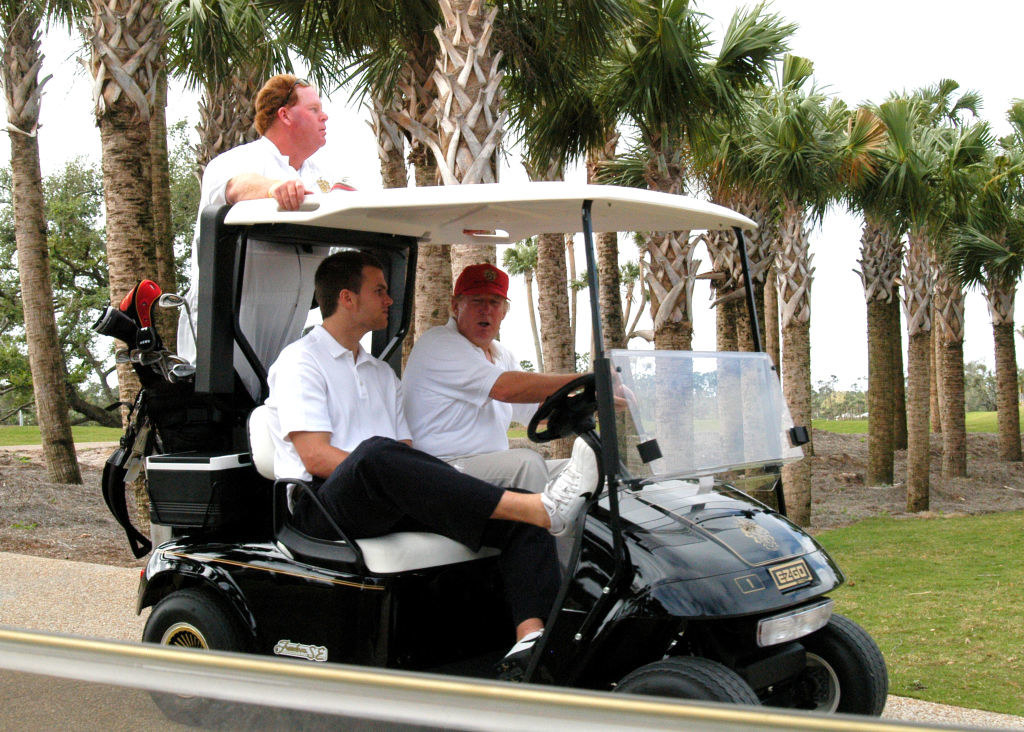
left=99, top=183, right=887, bottom=716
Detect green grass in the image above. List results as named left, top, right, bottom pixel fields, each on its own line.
left=815, top=409, right=1022, bottom=435
left=817, top=512, right=1024, bottom=715
left=0, top=425, right=122, bottom=446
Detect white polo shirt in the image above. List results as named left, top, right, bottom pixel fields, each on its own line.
left=178, top=137, right=334, bottom=362
left=265, top=325, right=412, bottom=481
left=402, top=318, right=537, bottom=459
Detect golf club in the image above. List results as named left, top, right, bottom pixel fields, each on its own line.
left=158, top=292, right=197, bottom=346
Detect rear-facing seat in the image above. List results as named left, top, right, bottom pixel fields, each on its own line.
left=247, top=405, right=498, bottom=574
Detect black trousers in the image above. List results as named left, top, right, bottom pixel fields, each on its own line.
left=293, top=436, right=560, bottom=625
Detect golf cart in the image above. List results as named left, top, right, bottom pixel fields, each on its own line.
left=97, top=183, right=887, bottom=716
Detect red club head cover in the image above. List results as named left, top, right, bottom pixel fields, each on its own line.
left=118, top=279, right=162, bottom=328
left=134, top=280, right=162, bottom=328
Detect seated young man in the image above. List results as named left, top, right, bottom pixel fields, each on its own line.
left=263, top=250, right=599, bottom=676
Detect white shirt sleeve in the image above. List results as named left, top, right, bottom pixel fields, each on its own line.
left=416, top=331, right=506, bottom=408
left=272, top=351, right=335, bottom=440
left=503, top=354, right=541, bottom=426
left=393, top=374, right=413, bottom=442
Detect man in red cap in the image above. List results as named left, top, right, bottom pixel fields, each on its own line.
left=403, top=263, right=586, bottom=495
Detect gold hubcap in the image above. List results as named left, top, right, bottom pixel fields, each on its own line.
left=161, top=622, right=209, bottom=649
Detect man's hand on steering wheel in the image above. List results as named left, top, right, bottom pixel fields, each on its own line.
left=527, top=374, right=598, bottom=443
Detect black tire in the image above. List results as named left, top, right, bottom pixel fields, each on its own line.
left=142, top=588, right=251, bottom=726
left=614, top=657, right=761, bottom=705
left=790, top=614, right=888, bottom=716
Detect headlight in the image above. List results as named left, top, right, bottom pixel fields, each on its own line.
left=756, top=599, right=834, bottom=647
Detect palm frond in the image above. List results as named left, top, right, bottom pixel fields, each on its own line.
left=780, top=53, right=813, bottom=89
left=593, top=142, right=648, bottom=189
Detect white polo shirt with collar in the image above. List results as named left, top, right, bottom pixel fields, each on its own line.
left=265, top=325, right=412, bottom=482
left=402, top=318, right=537, bottom=460
left=178, top=137, right=334, bottom=363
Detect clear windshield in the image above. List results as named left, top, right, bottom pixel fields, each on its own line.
left=608, top=350, right=803, bottom=483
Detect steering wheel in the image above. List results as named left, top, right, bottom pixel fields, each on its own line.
left=528, top=373, right=598, bottom=443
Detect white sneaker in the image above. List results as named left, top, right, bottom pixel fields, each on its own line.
left=542, top=438, right=599, bottom=536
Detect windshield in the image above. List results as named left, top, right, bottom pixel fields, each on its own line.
left=609, top=350, right=803, bottom=483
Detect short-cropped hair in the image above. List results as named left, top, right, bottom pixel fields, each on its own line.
left=315, top=250, right=386, bottom=318
left=254, top=74, right=312, bottom=135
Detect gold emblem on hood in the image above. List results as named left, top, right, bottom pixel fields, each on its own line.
left=736, top=517, right=778, bottom=550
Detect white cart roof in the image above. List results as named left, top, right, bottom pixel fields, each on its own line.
left=223, top=182, right=756, bottom=245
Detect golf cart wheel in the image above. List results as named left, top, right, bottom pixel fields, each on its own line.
left=614, top=657, right=760, bottom=705
left=142, top=588, right=250, bottom=725
left=786, top=614, right=888, bottom=716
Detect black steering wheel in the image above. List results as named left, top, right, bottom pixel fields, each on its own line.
left=528, top=373, right=598, bottom=443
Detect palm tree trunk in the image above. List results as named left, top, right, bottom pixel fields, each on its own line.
left=987, top=282, right=1021, bottom=461
left=764, top=263, right=780, bottom=368
left=566, top=234, right=579, bottom=349
left=387, top=41, right=451, bottom=347
left=434, top=0, right=504, bottom=273
left=866, top=298, right=894, bottom=484
left=524, top=156, right=573, bottom=384
left=780, top=321, right=811, bottom=525
left=524, top=272, right=543, bottom=371
left=536, top=230, right=573, bottom=459
left=903, top=228, right=932, bottom=511
left=732, top=188, right=773, bottom=353
left=776, top=199, right=814, bottom=525
left=716, top=298, right=739, bottom=351
left=86, top=0, right=162, bottom=419
left=3, top=6, right=81, bottom=484
left=642, top=137, right=696, bottom=351
left=859, top=217, right=897, bottom=485
left=933, top=262, right=966, bottom=476
left=891, top=290, right=908, bottom=449
left=411, top=163, right=450, bottom=342
left=150, top=66, right=177, bottom=352
left=587, top=131, right=624, bottom=350
left=929, top=326, right=942, bottom=433
left=906, top=332, right=931, bottom=511
left=196, top=72, right=261, bottom=174
left=703, top=226, right=741, bottom=352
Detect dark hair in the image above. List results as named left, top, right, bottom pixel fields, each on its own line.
left=315, top=250, right=385, bottom=318
left=254, top=74, right=312, bottom=135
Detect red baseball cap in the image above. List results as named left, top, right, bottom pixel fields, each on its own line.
left=454, top=263, right=509, bottom=299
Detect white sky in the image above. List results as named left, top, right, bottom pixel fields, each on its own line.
left=8, top=1, right=1024, bottom=387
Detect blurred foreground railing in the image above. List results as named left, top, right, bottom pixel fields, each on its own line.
left=0, top=627, right=940, bottom=731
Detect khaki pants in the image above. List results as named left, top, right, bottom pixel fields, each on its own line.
left=447, top=448, right=568, bottom=494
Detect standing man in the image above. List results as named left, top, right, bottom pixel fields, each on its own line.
left=403, top=264, right=582, bottom=493
left=265, top=250, right=598, bottom=677
left=178, top=74, right=344, bottom=364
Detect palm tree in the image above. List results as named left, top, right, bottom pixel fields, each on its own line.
left=844, top=103, right=906, bottom=486
left=594, top=3, right=793, bottom=350
left=502, top=238, right=543, bottom=371
left=948, top=102, right=1024, bottom=461
left=150, top=66, right=177, bottom=349
left=1, top=0, right=81, bottom=483
left=905, top=80, right=985, bottom=478
left=83, top=0, right=163, bottom=413
left=164, top=0, right=304, bottom=172
left=745, top=67, right=885, bottom=526
left=872, top=99, right=952, bottom=511
left=930, top=119, right=992, bottom=477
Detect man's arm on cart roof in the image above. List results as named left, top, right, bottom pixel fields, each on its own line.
left=226, top=173, right=312, bottom=210
left=290, top=431, right=412, bottom=479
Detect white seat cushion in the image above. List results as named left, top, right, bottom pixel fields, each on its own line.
left=356, top=532, right=499, bottom=574
left=247, top=405, right=277, bottom=481
left=248, top=405, right=500, bottom=573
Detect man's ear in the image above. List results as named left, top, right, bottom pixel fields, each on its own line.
left=337, top=288, right=355, bottom=312
left=277, top=104, right=292, bottom=127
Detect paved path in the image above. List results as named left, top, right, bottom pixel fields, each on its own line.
left=0, top=551, right=147, bottom=642
left=1, top=551, right=1023, bottom=729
